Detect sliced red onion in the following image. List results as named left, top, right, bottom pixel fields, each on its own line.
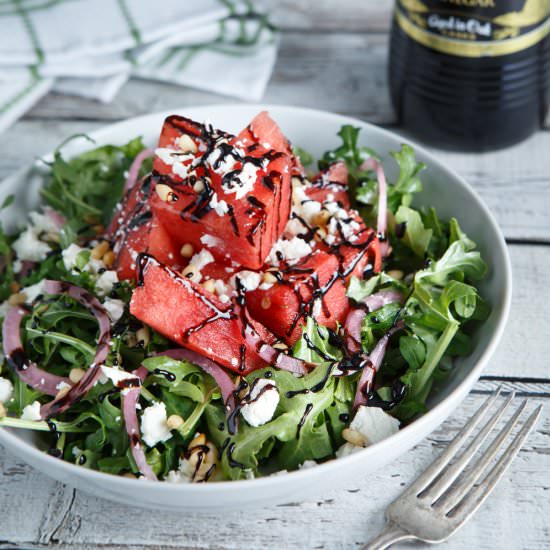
left=124, top=148, right=154, bottom=193
left=244, top=326, right=309, bottom=375
left=121, top=366, right=157, bottom=481
left=353, top=321, right=405, bottom=410
left=361, top=289, right=404, bottom=312
left=39, top=280, right=111, bottom=419
left=2, top=306, right=72, bottom=396
left=361, top=158, right=388, bottom=240
left=344, top=308, right=366, bottom=354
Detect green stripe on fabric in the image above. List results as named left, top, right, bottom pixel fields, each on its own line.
left=0, top=74, right=42, bottom=115
left=0, top=0, right=68, bottom=17
left=11, top=0, right=45, bottom=63
left=116, top=0, right=141, bottom=45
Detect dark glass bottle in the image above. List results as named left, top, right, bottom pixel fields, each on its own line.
left=389, top=0, right=550, bottom=151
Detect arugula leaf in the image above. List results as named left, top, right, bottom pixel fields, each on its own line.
left=292, top=317, right=342, bottom=363
left=394, top=205, right=433, bottom=258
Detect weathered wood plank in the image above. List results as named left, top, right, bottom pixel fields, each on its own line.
left=1, top=388, right=548, bottom=549
left=265, top=0, right=393, bottom=32
left=1, top=118, right=550, bottom=242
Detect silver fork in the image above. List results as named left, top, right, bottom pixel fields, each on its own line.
left=364, top=389, right=543, bottom=549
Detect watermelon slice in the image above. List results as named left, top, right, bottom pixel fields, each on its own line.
left=306, top=161, right=350, bottom=208
left=150, top=114, right=292, bottom=270
left=130, top=255, right=270, bottom=374
left=109, top=176, right=182, bottom=280
left=245, top=231, right=378, bottom=345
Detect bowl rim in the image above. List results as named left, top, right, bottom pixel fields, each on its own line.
left=0, top=103, right=512, bottom=493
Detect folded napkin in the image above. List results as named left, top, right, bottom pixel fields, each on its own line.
left=0, top=0, right=278, bottom=133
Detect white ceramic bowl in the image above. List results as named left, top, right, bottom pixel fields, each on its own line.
left=0, top=105, right=511, bottom=511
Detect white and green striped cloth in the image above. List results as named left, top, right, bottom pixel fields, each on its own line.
left=0, top=0, right=278, bottom=133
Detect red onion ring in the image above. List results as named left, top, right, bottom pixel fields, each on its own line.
left=352, top=321, right=405, bottom=410
left=2, top=306, right=72, bottom=396
left=39, top=280, right=111, bottom=419
left=124, top=148, right=154, bottom=193
left=361, top=158, right=388, bottom=241
left=344, top=308, right=366, bottom=354
left=121, top=366, right=157, bottom=481
left=361, top=289, right=404, bottom=312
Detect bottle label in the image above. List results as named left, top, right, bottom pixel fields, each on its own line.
left=395, top=0, right=550, bottom=57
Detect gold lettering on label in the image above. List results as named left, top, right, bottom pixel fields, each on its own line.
left=439, top=0, right=495, bottom=7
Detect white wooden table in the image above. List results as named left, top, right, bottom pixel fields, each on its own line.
left=1, top=3, right=549, bottom=549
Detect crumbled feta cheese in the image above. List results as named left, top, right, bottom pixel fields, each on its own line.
left=236, top=270, right=261, bottom=291
left=209, top=192, right=229, bottom=216
left=336, top=406, right=400, bottom=457
left=299, top=460, right=317, bottom=470
left=213, top=279, right=232, bottom=303
left=165, top=457, right=195, bottom=483
left=207, top=146, right=242, bottom=175
left=100, top=366, right=138, bottom=387
left=12, top=260, right=23, bottom=274
left=72, top=445, right=82, bottom=457
left=12, top=227, right=51, bottom=262
left=102, top=298, right=125, bottom=324
left=56, top=381, right=71, bottom=391
left=268, top=236, right=312, bottom=265
left=21, top=400, right=42, bottom=421
left=21, top=280, right=46, bottom=303
left=241, top=378, right=279, bottom=427
left=190, top=249, right=215, bottom=271
left=29, top=211, right=60, bottom=235
left=95, top=270, right=119, bottom=296
left=141, top=402, right=172, bottom=447
left=155, top=147, right=194, bottom=179
left=0, top=377, right=13, bottom=403
left=221, top=161, right=260, bottom=200
left=200, top=234, right=222, bottom=248
left=175, top=134, right=197, bottom=154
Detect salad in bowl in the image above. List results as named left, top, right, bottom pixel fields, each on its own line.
left=0, top=111, right=489, bottom=483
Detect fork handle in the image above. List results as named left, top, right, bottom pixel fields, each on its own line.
left=363, top=520, right=416, bottom=549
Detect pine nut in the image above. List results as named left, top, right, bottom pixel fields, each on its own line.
left=155, top=183, right=175, bottom=202
left=190, top=433, right=207, bottom=447
left=313, top=210, right=331, bottom=226
left=342, top=428, right=369, bottom=447
left=69, top=368, right=86, bottom=383
left=136, top=326, right=150, bottom=347
left=387, top=269, right=404, bottom=280
left=182, top=264, right=201, bottom=283
left=262, top=272, right=278, bottom=285
left=180, top=243, right=194, bottom=258
left=193, top=179, right=205, bottom=193
left=8, top=292, right=26, bottom=306
left=261, top=297, right=271, bottom=310
left=9, top=281, right=20, bottom=293
left=176, top=134, right=198, bottom=154
left=102, top=251, right=116, bottom=268
left=202, top=279, right=215, bottom=293
left=166, top=414, right=184, bottom=430
left=91, top=241, right=110, bottom=260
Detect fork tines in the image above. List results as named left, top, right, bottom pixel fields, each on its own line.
left=410, top=388, right=542, bottom=521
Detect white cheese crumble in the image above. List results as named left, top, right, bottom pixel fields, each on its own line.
left=336, top=406, right=400, bottom=457
left=209, top=192, right=229, bottom=216
left=207, top=146, right=242, bottom=175
left=21, top=280, right=46, bottom=303
left=221, top=162, right=261, bottom=200
left=268, top=236, right=312, bottom=265
left=236, top=270, right=261, bottom=291
left=299, top=460, right=317, bottom=470
left=165, top=457, right=195, bottom=484
left=100, top=366, right=138, bottom=387
left=241, top=378, right=279, bottom=427
left=29, top=211, right=60, bottom=235
left=0, top=376, right=13, bottom=403
left=56, top=381, right=71, bottom=391
left=12, top=227, right=51, bottom=262
left=200, top=234, right=223, bottom=248
left=95, top=270, right=119, bottom=296
left=155, top=147, right=194, bottom=179
left=190, top=249, right=215, bottom=271
left=102, top=298, right=125, bottom=324
left=141, top=402, right=172, bottom=447
left=21, top=400, right=42, bottom=421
